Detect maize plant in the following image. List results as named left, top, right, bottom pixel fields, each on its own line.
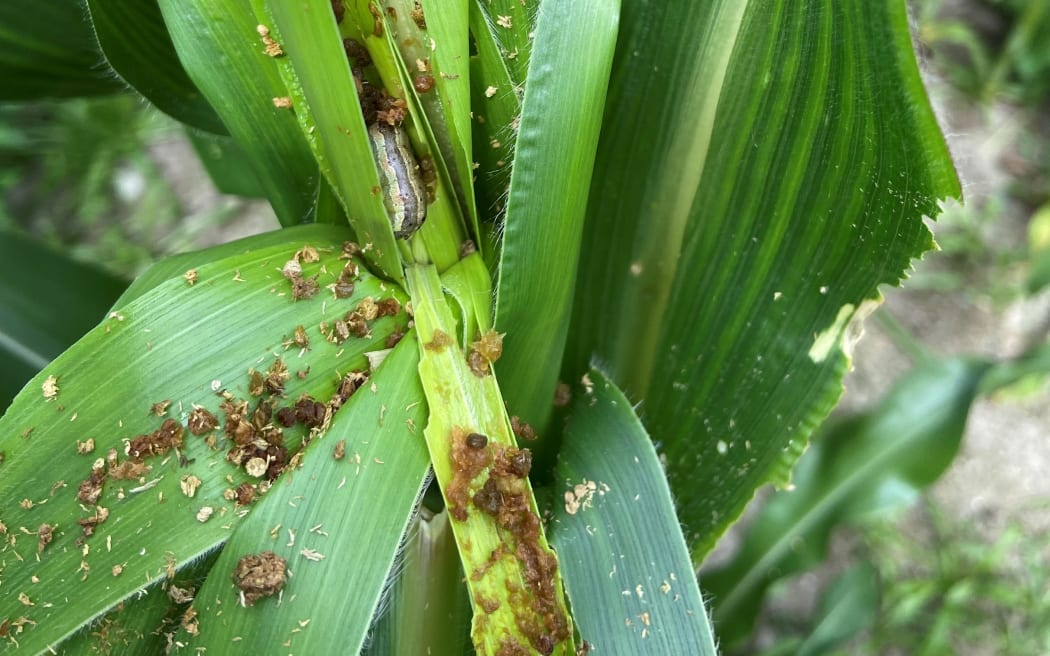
left=0, top=0, right=958, bottom=653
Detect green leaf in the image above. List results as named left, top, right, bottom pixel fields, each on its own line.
left=85, top=0, right=227, bottom=134
left=177, top=337, right=430, bottom=653
left=796, top=562, right=878, bottom=656
left=551, top=368, right=717, bottom=655
left=493, top=0, right=619, bottom=437
left=408, top=263, right=575, bottom=655
left=0, top=228, right=408, bottom=653
left=701, top=358, right=986, bottom=647
left=403, top=0, right=479, bottom=238
left=1025, top=202, right=1050, bottom=294
left=566, top=0, right=962, bottom=558
left=0, top=0, right=124, bottom=100
left=0, top=231, right=126, bottom=411
left=113, top=225, right=351, bottom=307
left=156, top=0, right=320, bottom=227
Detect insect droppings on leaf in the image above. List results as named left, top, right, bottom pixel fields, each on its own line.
left=187, top=407, right=218, bottom=435
left=233, top=551, right=287, bottom=606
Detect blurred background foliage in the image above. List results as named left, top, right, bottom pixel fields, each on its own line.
left=1, top=0, right=1049, bottom=652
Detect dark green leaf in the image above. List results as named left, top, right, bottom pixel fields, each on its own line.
left=0, top=231, right=126, bottom=411
left=0, top=0, right=124, bottom=100
left=551, top=368, right=717, bottom=655
left=567, top=0, right=962, bottom=558
left=86, top=0, right=227, bottom=134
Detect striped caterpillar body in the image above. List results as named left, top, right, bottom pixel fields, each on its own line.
left=368, top=123, right=427, bottom=239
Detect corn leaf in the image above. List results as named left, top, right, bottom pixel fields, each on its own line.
left=566, top=0, right=962, bottom=558
left=175, top=337, right=430, bottom=653
left=0, top=227, right=408, bottom=653
left=0, top=0, right=124, bottom=100
left=157, top=0, right=319, bottom=227
left=259, top=0, right=404, bottom=280
left=551, top=368, right=717, bottom=655
left=85, top=0, right=227, bottom=134
left=493, top=0, right=619, bottom=437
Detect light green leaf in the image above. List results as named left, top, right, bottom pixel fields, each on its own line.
left=0, top=231, right=126, bottom=411
left=177, top=337, right=430, bottom=653
left=85, top=0, right=227, bottom=134
left=493, top=0, right=619, bottom=438
left=406, top=0, right=479, bottom=239
left=0, top=228, right=408, bottom=654
left=701, top=358, right=986, bottom=646
left=551, top=368, right=717, bottom=655
left=408, top=263, right=575, bottom=655
left=0, top=0, right=124, bottom=100
left=157, top=0, right=319, bottom=227
left=566, top=0, right=962, bottom=558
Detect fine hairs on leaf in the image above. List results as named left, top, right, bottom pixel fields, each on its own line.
left=362, top=470, right=434, bottom=647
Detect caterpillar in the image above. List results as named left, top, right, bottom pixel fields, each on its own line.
left=368, top=123, right=427, bottom=239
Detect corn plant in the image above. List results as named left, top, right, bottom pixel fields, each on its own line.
left=0, top=0, right=959, bottom=653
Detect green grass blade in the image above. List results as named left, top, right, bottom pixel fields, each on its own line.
left=0, top=0, right=124, bottom=100
left=701, top=358, right=986, bottom=646
left=493, top=0, right=619, bottom=436
left=0, top=229, right=408, bottom=653
left=85, top=0, right=227, bottom=134
left=157, top=0, right=319, bottom=227
left=176, top=338, right=430, bottom=653
left=0, top=231, right=126, bottom=411
left=567, top=0, right=962, bottom=558
left=551, top=368, right=717, bottom=655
